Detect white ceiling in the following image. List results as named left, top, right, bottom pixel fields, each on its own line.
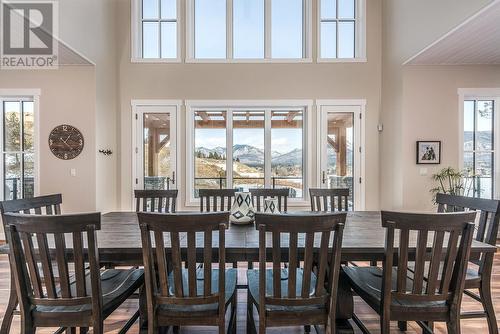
left=404, top=0, right=500, bottom=65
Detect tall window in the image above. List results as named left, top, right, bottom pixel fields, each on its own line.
left=1, top=99, right=35, bottom=200
left=134, top=0, right=179, bottom=60
left=189, top=104, right=307, bottom=201
left=188, top=0, right=311, bottom=61
left=319, top=0, right=365, bottom=60
left=463, top=100, right=495, bottom=199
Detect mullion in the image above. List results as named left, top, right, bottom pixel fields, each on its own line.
left=20, top=102, right=25, bottom=198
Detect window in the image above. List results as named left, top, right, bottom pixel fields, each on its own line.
left=318, top=0, right=365, bottom=61
left=0, top=98, right=36, bottom=200
left=187, top=0, right=311, bottom=62
left=463, top=99, right=495, bottom=199
left=187, top=101, right=311, bottom=204
left=132, top=0, right=180, bottom=61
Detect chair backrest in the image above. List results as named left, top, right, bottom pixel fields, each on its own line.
left=255, top=212, right=345, bottom=315
left=0, top=194, right=62, bottom=241
left=435, top=193, right=500, bottom=273
left=198, top=189, right=236, bottom=212
left=135, top=190, right=178, bottom=213
left=381, top=211, right=476, bottom=312
left=138, top=212, right=229, bottom=316
left=249, top=188, right=289, bottom=212
left=4, top=213, right=102, bottom=317
left=309, top=188, right=349, bottom=212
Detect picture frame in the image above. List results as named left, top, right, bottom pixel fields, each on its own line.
left=416, top=141, right=441, bottom=164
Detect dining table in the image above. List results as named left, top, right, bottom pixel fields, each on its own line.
left=1, top=210, right=497, bottom=332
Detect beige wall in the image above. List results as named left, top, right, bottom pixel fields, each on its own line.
left=58, top=0, right=120, bottom=212
left=380, top=0, right=493, bottom=210
left=401, top=65, right=500, bottom=210
left=0, top=67, right=97, bottom=213
left=117, top=0, right=383, bottom=210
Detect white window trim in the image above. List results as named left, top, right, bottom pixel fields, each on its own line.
left=316, top=0, right=366, bottom=63
left=0, top=89, right=41, bottom=201
left=315, top=99, right=366, bottom=210
left=185, top=99, right=313, bottom=207
left=130, top=99, right=182, bottom=209
left=131, top=0, right=182, bottom=63
left=458, top=88, right=500, bottom=199
left=185, top=0, right=313, bottom=63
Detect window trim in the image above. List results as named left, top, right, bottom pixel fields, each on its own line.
left=185, top=0, right=313, bottom=63
left=315, top=99, right=366, bottom=210
left=317, top=0, right=367, bottom=63
left=185, top=99, right=313, bottom=207
left=0, top=89, right=41, bottom=201
left=131, top=0, right=182, bottom=63
left=458, top=88, right=500, bottom=199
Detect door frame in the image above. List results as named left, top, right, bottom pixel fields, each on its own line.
left=131, top=100, right=182, bottom=208
left=316, top=99, right=366, bottom=210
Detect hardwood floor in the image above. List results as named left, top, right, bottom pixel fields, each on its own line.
left=1, top=253, right=499, bottom=333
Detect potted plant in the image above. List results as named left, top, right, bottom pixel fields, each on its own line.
left=430, top=167, right=473, bottom=203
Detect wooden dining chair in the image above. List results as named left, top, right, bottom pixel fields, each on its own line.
left=3, top=212, right=144, bottom=334
left=342, top=211, right=477, bottom=334
left=309, top=188, right=350, bottom=212
left=135, top=189, right=178, bottom=213
left=249, top=188, right=289, bottom=212
left=199, top=189, right=236, bottom=212
left=0, top=194, right=62, bottom=334
left=138, top=211, right=237, bottom=334
left=433, top=193, right=500, bottom=334
left=247, top=212, right=346, bottom=334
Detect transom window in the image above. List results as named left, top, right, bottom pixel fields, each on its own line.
left=187, top=0, right=311, bottom=61
left=133, top=0, right=179, bottom=60
left=0, top=98, right=36, bottom=200
left=187, top=103, right=309, bottom=204
left=319, top=0, right=365, bottom=60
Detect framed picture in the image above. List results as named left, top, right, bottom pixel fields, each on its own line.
left=416, top=141, right=441, bottom=164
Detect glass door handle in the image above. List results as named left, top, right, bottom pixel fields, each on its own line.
left=171, top=172, right=176, bottom=184
left=322, top=171, right=326, bottom=184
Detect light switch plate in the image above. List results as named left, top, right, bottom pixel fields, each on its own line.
left=70, top=168, right=76, bottom=177
left=419, top=168, right=428, bottom=176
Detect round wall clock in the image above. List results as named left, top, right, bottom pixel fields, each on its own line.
left=48, top=125, right=84, bottom=160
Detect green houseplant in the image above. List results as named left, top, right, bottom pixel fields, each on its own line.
left=430, top=167, right=473, bottom=203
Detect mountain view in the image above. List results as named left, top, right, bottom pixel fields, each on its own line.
left=195, top=145, right=303, bottom=196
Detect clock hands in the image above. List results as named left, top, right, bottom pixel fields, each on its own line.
left=60, top=135, right=71, bottom=147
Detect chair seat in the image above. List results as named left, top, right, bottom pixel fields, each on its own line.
left=157, top=268, right=237, bottom=317
left=342, top=266, right=449, bottom=317
left=247, top=268, right=326, bottom=313
left=34, top=268, right=144, bottom=319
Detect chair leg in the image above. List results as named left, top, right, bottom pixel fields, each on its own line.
left=173, top=326, right=180, bottom=334
left=92, top=321, right=104, bottom=334
left=398, top=321, right=407, bottom=331
left=20, top=314, right=35, bottom=334
left=247, top=292, right=255, bottom=334
left=65, top=328, right=76, bottom=334
left=380, top=314, right=390, bottom=334
left=0, top=278, right=18, bottom=334
left=81, top=328, right=89, bottom=334
left=479, top=281, right=499, bottom=334
left=304, top=325, right=311, bottom=333
left=446, top=317, right=461, bottom=334
left=228, top=292, right=237, bottom=334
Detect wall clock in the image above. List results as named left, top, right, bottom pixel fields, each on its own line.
left=49, top=124, right=84, bottom=160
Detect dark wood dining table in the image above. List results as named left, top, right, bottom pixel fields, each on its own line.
left=1, top=211, right=496, bottom=329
